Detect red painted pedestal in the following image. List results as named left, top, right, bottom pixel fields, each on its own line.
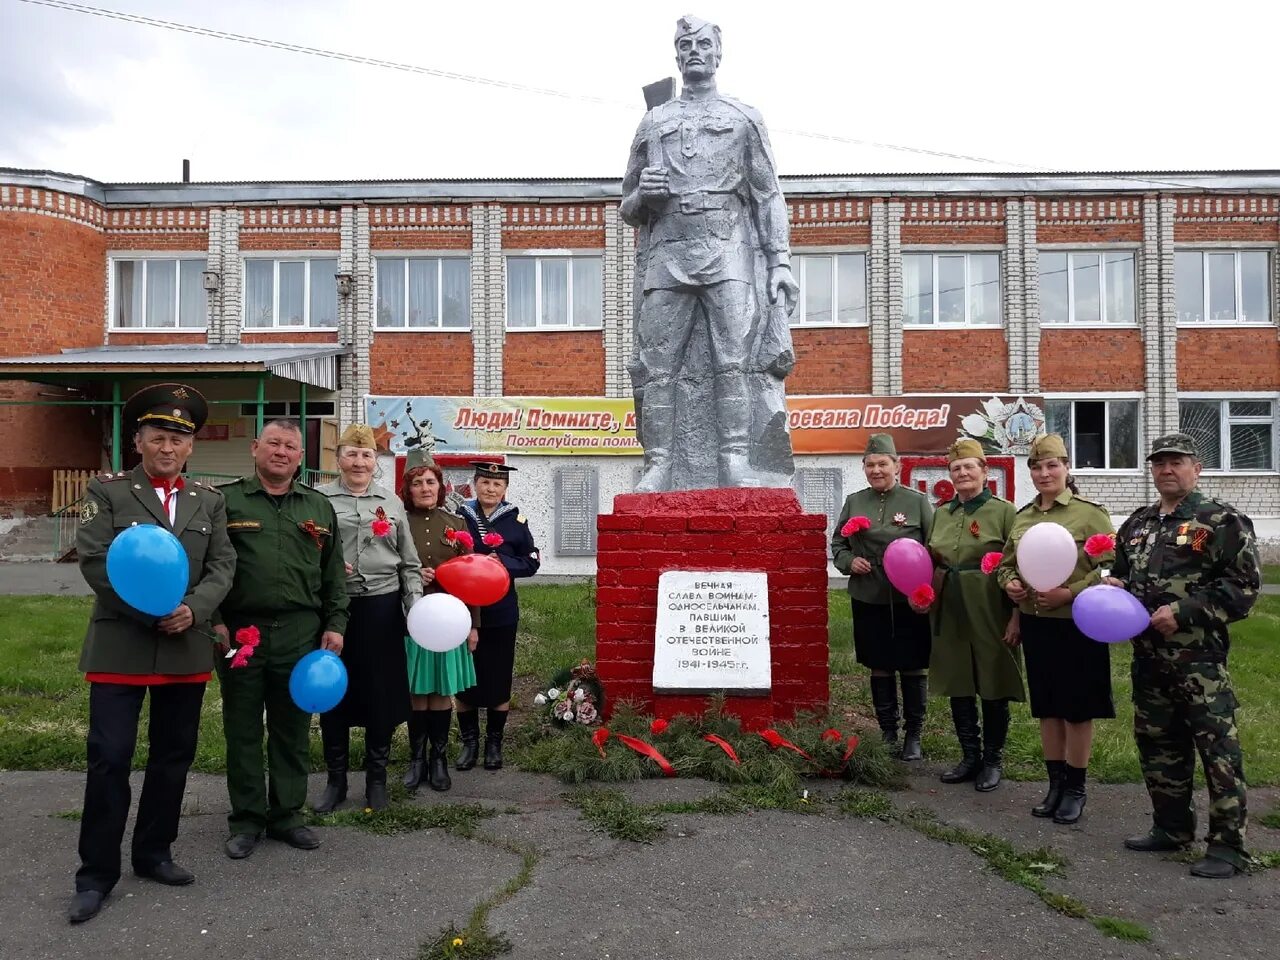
left=594, top=488, right=830, bottom=730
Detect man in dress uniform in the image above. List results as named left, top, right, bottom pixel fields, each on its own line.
left=216, top=419, right=348, bottom=860
left=69, top=383, right=235, bottom=923
left=1110, top=433, right=1260, bottom=878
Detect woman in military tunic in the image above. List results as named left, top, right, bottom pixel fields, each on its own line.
left=997, top=434, right=1115, bottom=824
left=831, top=434, right=934, bottom=761
left=921, top=439, right=1024, bottom=792
left=401, top=453, right=478, bottom=793
left=314, top=425, right=422, bottom=812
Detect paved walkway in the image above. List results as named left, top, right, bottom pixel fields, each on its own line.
left=2, top=765, right=1276, bottom=960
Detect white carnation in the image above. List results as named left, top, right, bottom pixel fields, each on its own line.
left=533, top=693, right=547, bottom=706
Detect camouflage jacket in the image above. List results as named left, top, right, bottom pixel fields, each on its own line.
left=1113, top=490, right=1260, bottom=664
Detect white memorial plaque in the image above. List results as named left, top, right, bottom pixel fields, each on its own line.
left=653, top=571, right=771, bottom=693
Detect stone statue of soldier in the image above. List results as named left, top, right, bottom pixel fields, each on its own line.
left=622, top=15, right=798, bottom=491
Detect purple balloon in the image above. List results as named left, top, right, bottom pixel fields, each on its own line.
left=883, top=538, right=933, bottom=596
left=1072, top=585, right=1150, bottom=644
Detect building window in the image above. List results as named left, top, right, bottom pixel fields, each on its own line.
left=112, top=258, right=208, bottom=329
left=244, top=258, right=338, bottom=328
left=375, top=257, right=470, bottom=329
left=902, top=252, right=1001, bottom=325
left=792, top=253, right=867, bottom=325
left=1044, top=399, right=1141, bottom=469
left=506, top=257, right=602, bottom=328
left=1175, top=250, right=1271, bottom=323
left=1179, top=399, right=1276, bottom=471
left=1039, top=251, right=1136, bottom=324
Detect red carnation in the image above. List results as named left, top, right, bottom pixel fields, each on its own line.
left=650, top=718, right=669, bottom=736
left=230, top=645, right=255, bottom=669
left=840, top=515, right=871, bottom=537
left=482, top=532, right=505, bottom=547
left=445, top=528, right=474, bottom=549
left=371, top=518, right=392, bottom=537
left=1084, top=533, right=1116, bottom=558
left=980, top=551, right=1003, bottom=575
left=234, top=625, right=261, bottom=648
left=821, top=728, right=843, bottom=743
left=909, top=584, right=935, bottom=608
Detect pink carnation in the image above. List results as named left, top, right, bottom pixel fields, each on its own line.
left=235, top=625, right=261, bottom=648
left=482, top=532, right=505, bottom=547
left=371, top=518, right=391, bottom=537
left=230, top=646, right=255, bottom=669
left=909, top=584, right=936, bottom=608
left=576, top=702, right=598, bottom=725
left=980, top=552, right=1003, bottom=575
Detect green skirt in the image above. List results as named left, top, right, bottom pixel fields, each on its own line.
left=405, top=637, right=477, bottom=696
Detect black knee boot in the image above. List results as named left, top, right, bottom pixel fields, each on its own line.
left=869, top=675, right=900, bottom=746
left=1032, top=759, right=1066, bottom=818
left=402, top=710, right=429, bottom=791
left=1053, top=764, right=1088, bottom=824
left=456, top=709, right=480, bottom=771
left=364, top=729, right=391, bottom=811
left=427, top=708, right=453, bottom=792
left=940, top=697, right=981, bottom=784
left=483, top=709, right=508, bottom=771
left=975, top=698, right=1009, bottom=792
left=899, top=674, right=929, bottom=762
left=313, top=720, right=348, bottom=813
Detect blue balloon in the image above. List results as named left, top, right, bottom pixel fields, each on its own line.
left=1072, top=584, right=1151, bottom=644
left=289, top=650, right=348, bottom=713
left=106, top=524, right=190, bottom=617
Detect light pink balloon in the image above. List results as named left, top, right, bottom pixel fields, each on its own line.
left=883, top=538, right=933, bottom=596
left=1015, top=522, right=1078, bottom=592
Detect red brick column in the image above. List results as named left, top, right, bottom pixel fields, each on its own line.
left=595, top=488, right=830, bottom=730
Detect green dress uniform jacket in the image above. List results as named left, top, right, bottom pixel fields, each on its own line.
left=316, top=480, right=422, bottom=606
left=831, top=484, right=934, bottom=605
left=408, top=508, right=480, bottom=628
left=996, top=490, right=1115, bottom=619
left=76, top=465, right=236, bottom=674
left=926, top=490, right=1024, bottom=700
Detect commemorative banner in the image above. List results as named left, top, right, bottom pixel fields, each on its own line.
left=364, top=395, right=1045, bottom=457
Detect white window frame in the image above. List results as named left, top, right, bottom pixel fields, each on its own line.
left=1037, top=246, right=1139, bottom=326
left=373, top=254, right=472, bottom=331
left=1174, top=247, right=1273, bottom=326
left=241, top=255, right=339, bottom=330
left=1177, top=392, right=1279, bottom=474
left=901, top=249, right=1003, bottom=327
left=108, top=255, right=209, bottom=332
left=504, top=253, right=603, bottom=330
left=792, top=251, right=868, bottom=326
left=1041, top=392, right=1144, bottom=474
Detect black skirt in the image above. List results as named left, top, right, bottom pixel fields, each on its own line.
left=328, top=592, right=411, bottom=732
left=851, top=598, right=932, bottom=673
left=456, top=623, right=518, bottom=708
left=1021, top=613, right=1115, bottom=721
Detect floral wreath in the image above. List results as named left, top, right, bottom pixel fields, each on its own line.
left=534, top=660, right=607, bottom=727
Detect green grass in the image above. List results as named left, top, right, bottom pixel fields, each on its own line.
left=1262, top=564, right=1279, bottom=586
left=3, top=591, right=1279, bottom=786
left=1091, top=916, right=1153, bottom=942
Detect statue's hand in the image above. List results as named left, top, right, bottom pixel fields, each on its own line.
left=638, top=166, right=671, bottom=201
left=768, top=265, right=800, bottom=315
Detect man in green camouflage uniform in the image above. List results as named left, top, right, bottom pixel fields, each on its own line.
left=1110, top=432, right=1260, bottom=878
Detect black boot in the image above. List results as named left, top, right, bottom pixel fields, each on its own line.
left=899, top=674, right=928, bottom=762
left=427, top=708, right=453, bottom=792
left=402, top=711, right=429, bottom=791
left=940, top=697, right=981, bottom=784
left=869, top=675, right=900, bottom=746
left=1032, top=759, right=1066, bottom=818
left=456, top=709, right=480, bottom=771
left=483, top=709, right=508, bottom=770
left=1053, top=763, right=1088, bottom=824
left=313, top=722, right=348, bottom=813
left=975, top=698, right=1009, bottom=792
left=364, top=731, right=391, bottom=811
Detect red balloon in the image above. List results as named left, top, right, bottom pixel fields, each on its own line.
left=435, top=554, right=510, bottom=606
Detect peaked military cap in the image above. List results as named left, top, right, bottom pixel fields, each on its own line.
left=1028, top=433, right=1069, bottom=463
left=123, top=382, right=207, bottom=435
left=472, top=461, right=516, bottom=480
left=337, top=423, right=377, bottom=450
left=947, top=438, right=985, bottom=463
left=864, top=433, right=898, bottom=457
left=1147, top=432, right=1199, bottom=460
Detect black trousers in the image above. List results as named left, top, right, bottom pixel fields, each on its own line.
left=76, top=682, right=205, bottom=894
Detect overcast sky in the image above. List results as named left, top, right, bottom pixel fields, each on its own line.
left=2, top=0, right=1278, bottom=184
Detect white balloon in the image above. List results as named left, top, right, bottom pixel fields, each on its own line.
left=406, top=593, right=471, bottom=653
left=1015, top=521, right=1078, bottom=593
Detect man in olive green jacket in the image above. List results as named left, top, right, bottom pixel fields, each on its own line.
left=216, top=419, right=349, bottom=860
left=70, top=384, right=235, bottom=924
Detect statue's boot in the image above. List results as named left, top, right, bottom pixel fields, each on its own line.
left=635, top=383, right=674, bottom=492
left=715, top=372, right=755, bottom=487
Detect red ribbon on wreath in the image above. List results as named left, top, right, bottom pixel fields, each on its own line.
left=702, top=734, right=740, bottom=765
left=591, top=727, right=610, bottom=759
left=614, top=733, right=677, bottom=777
left=758, top=728, right=817, bottom=765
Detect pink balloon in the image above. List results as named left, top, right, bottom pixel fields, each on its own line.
left=1015, top=522, right=1077, bottom=592
left=883, top=539, right=933, bottom=596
